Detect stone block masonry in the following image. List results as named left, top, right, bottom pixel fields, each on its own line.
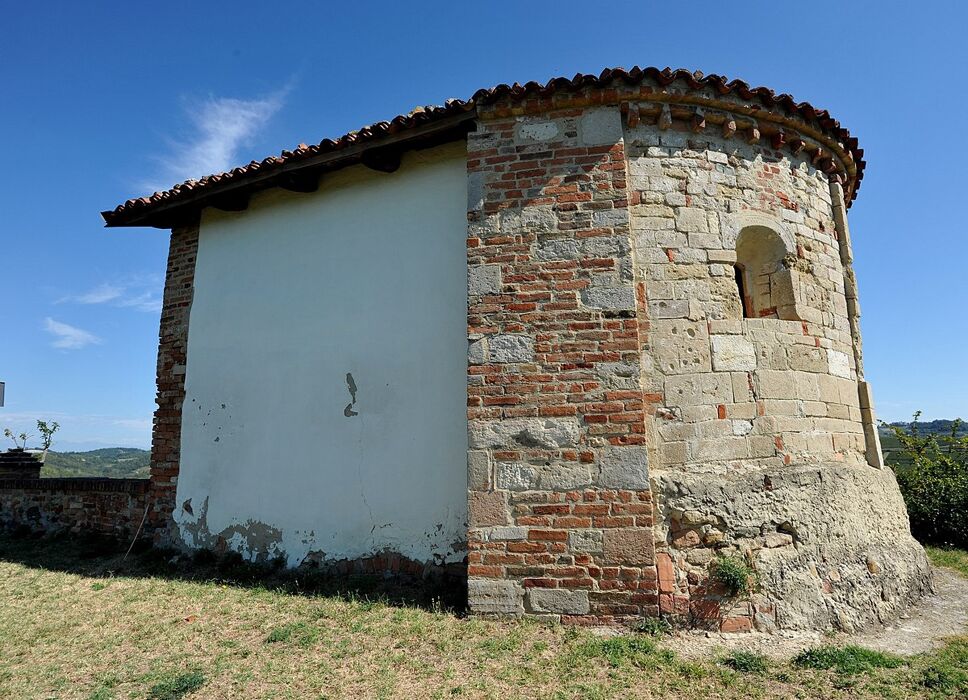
left=463, top=77, right=928, bottom=631
left=0, top=477, right=148, bottom=538
left=466, top=101, right=659, bottom=622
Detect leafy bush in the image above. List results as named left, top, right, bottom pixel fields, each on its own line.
left=884, top=413, right=968, bottom=548
left=792, top=645, right=903, bottom=675
left=710, top=555, right=757, bottom=596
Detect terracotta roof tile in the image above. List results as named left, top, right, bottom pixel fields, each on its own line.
left=103, top=67, right=864, bottom=227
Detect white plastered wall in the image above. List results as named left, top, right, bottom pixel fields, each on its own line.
left=174, top=142, right=468, bottom=567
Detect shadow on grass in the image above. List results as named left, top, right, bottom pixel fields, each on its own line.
left=0, top=529, right=468, bottom=614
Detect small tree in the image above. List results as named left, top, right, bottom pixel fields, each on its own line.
left=884, top=412, right=968, bottom=548
left=3, top=428, right=29, bottom=450
left=36, top=420, right=59, bottom=452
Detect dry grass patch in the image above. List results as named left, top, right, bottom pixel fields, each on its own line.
left=0, top=535, right=965, bottom=699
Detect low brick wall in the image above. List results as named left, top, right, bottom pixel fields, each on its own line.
left=0, top=478, right=150, bottom=539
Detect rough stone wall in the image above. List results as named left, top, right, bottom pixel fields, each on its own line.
left=0, top=478, right=149, bottom=538
left=465, top=102, right=657, bottom=622
left=620, top=105, right=928, bottom=631
left=464, top=83, right=928, bottom=631
left=147, top=220, right=198, bottom=539
left=626, top=117, right=867, bottom=476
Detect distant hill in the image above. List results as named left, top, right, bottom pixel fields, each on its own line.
left=879, top=418, right=966, bottom=470
left=40, top=448, right=150, bottom=479
left=879, top=418, right=966, bottom=437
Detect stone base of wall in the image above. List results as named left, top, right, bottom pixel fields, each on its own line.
left=652, top=463, right=932, bottom=632
left=0, top=478, right=150, bottom=539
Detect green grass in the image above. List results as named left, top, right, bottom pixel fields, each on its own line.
left=573, top=635, right=672, bottom=669
left=722, top=650, right=770, bottom=674
left=927, top=547, right=968, bottom=578
left=264, top=621, right=320, bottom=647
left=0, top=535, right=965, bottom=699
left=146, top=671, right=206, bottom=700
left=913, top=636, right=968, bottom=696
left=792, top=645, right=904, bottom=675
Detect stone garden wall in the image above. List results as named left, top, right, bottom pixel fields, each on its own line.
left=0, top=477, right=148, bottom=538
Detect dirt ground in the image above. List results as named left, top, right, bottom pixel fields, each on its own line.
left=660, top=567, right=968, bottom=659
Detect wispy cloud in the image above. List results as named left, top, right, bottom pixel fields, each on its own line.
left=114, top=291, right=162, bottom=313
left=43, top=318, right=102, bottom=350
left=59, top=274, right=163, bottom=313
left=143, top=89, right=288, bottom=192
left=71, top=283, right=124, bottom=305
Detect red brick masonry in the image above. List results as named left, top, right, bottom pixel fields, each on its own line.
left=146, top=220, right=199, bottom=537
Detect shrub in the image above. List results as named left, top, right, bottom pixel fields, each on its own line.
left=884, top=413, right=968, bottom=548
left=711, top=555, right=757, bottom=596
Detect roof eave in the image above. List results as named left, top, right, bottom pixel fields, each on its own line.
left=101, top=109, right=477, bottom=229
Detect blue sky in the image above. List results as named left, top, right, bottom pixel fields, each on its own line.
left=0, top=1, right=964, bottom=450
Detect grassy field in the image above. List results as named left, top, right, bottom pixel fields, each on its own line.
left=0, top=536, right=964, bottom=700
left=927, top=547, right=968, bottom=578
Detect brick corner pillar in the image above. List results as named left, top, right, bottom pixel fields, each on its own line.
left=465, top=99, right=657, bottom=623
left=147, top=218, right=199, bottom=541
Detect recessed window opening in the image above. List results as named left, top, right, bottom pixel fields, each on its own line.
left=733, top=263, right=750, bottom=318
left=734, top=225, right=801, bottom=321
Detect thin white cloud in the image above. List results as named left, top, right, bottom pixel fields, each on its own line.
left=115, top=291, right=162, bottom=313
left=44, top=318, right=102, bottom=350
left=59, top=274, right=163, bottom=313
left=144, top=89, right=288, bottom=192
left=73, top=283, right=124, bottom=304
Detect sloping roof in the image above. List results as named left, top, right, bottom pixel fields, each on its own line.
left=102, top=67, right=864, bottom=228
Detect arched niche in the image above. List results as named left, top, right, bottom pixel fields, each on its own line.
left=734, top=225, right=801, bottom=320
